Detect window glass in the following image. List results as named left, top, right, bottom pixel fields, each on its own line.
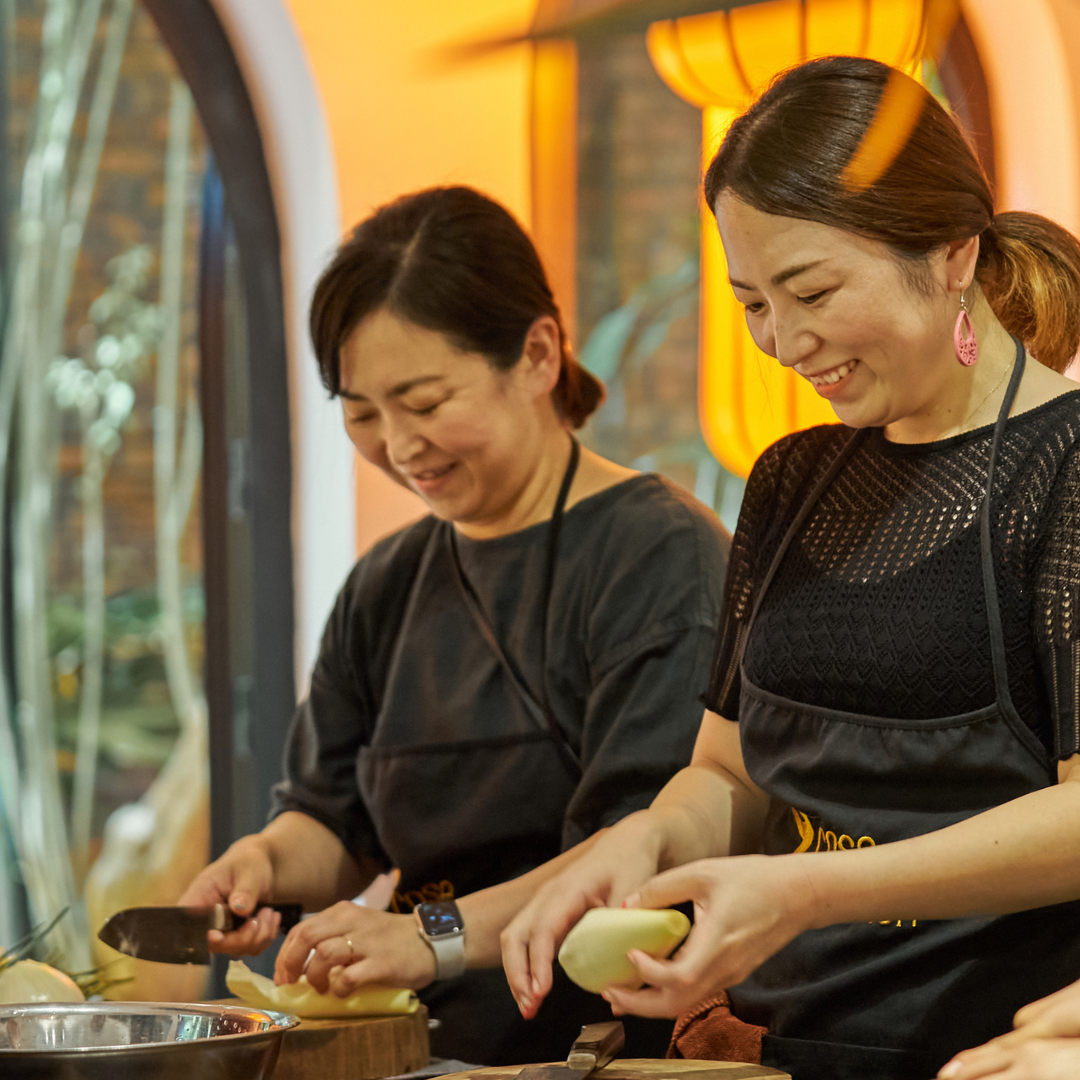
left=576, top=31, right=746, bottom=534
left=1, top=0, right=211, bottom=997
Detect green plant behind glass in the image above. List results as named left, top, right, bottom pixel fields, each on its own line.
left=578, top=255, right=746, bottom=535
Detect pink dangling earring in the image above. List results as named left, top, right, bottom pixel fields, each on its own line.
left=954, top=289, right=978, bottom=366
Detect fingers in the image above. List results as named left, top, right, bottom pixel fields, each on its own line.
left=624, top=862, right=707, bottom=911
left=177, top=872, right=229, bottom=908
left=602, top=982, right=680, bottom=1019
left=600, top=949, right=708, bottom=1020
left=501, top=917, right=556, bottom=1019
left=273, top=906, right=434, bottom=993
left=223, top=864, right=274, bottom=919
left=178, top=856, right=245, bottom=910
left=329, top=963, right=362, bottom=997
left=599, top=856, right=801, bottom=1021
left=1013, top=982, right=1080, bottom=1040
left=328, top=951, right=408, bottom=996
left=275, top=902, right=366, bottom=986
left=1015, top=1039, right=1080, bottom=1079
left=938, top=978, right=1080, bottom=1080
left=304, top=934, right=357, bottom=994
left=1015, top=996, right=1055, bottom=1029
left=500, top=816, right=667, bottom=1019
left=177, top=838, right=277, bottom=957
left=521, top=929, right=556, bottom=1017
left=502, top=891, right=586, bottom=1019
left=500, top=921, right=535, bottom=1010
left=937, top=1042, right=1014, bottom=1079
left=598, top=944, right=727, bottom=1020
left=939, top=1038, right=1080, bottom=1080
left=208, top=906, right=282, bottom=957
left=322, top=919, right=435, bottom=994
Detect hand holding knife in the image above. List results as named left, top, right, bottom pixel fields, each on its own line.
left=98, top=902, right=302, bottom=965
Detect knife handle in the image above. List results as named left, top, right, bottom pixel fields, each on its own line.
left=217, top=903, right=303, bottom=935
left=567, top=1021, right=624, bottom=1071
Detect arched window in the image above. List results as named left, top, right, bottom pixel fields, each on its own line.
left=0, top=0, right=292, bottom=997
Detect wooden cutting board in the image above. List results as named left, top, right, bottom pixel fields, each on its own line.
left=211, top=1001, right=429, bottom=1080
left=439, top=1058, right=790, bottom=1080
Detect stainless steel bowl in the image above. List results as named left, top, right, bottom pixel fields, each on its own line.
left=0, top=1001, right=299, bottom=1079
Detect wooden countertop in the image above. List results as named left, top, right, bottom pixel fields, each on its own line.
left=438, top=1057, right=790, bottom=1080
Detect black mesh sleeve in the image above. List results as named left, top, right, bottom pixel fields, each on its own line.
left=702, top=429, right=819, bottom=718
left=1034, top=442, right=1080, bottom=761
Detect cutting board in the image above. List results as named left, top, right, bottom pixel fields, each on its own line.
left=212, top=1000, right=429, bottom=1080
left=439, top=1059, right=789, bottom=1080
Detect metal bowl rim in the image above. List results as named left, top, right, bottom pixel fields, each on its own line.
left=0, top=1000, right=299, bottom=1054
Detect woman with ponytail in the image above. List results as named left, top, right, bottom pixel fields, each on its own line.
left=178, top=186, right=730, bottom=1064
left=502, top=57, right=1080, bottom=1080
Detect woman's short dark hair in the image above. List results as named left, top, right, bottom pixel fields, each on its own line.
left=310, top=185, right=604, bottom=427
left=704, top=55, right=1080, bottom=372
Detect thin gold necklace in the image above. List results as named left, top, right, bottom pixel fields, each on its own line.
left=959, top=354, right=1013, bottom=434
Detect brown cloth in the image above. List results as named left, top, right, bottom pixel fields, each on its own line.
left=667, top=993, right=767, bottom=1065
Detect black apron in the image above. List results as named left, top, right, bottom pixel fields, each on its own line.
left=354, top=439, right=672, bottom=1064
left=728, top=340, right=1080, bottom=1080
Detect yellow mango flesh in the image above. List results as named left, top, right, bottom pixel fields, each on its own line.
left=557, top=907, right=691, bottom=994
left=226, top=960, right=417, bottom=1018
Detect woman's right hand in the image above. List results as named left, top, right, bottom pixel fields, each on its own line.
left=176, top=835, right=282, bottom=956
left=500, top=810, right=664, bottom=1018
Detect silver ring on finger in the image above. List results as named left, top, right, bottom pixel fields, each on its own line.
left=342, top=934, right=356, bottom=956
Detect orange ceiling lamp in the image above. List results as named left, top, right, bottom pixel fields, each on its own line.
left=646, top=0, right=948, bottom=478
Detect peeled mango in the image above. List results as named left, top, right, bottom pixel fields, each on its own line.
left=0, top=960, right=85, bottom=1004
left=558, top=907, right=691, bottom=994
left=226, top=960, right=418, bottom=1017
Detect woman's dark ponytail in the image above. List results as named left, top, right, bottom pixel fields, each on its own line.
left=552, top=334, right=605, bottom=428
left=978, top=212, right=1080, bottom=373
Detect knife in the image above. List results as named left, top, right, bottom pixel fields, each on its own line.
left=97, top=902, right=303, bottom=965
left=516, top=1021, right=625, bottom=1080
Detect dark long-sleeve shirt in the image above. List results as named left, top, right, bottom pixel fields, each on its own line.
left=271, top=473, right=730, bottom=1064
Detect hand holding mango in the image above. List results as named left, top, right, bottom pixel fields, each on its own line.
left=558, top=907, right=690, bottom=994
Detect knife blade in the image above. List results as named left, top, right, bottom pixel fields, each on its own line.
left=516, top=1021, right=625, bottom=1080
left=97, top=902, right=303, bottom=965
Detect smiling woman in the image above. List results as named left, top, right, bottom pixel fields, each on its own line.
left=176, top=185, right=732, bottom=1065
left=338, top=312, right=572, bottom=534
left=311, top=187, right=608, bottom=537
left=499, top=56, right=1080, bottom=1080
left=716, top=204, right=1000, bottom=440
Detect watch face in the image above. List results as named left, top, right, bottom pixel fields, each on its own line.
left=417, top=901, right=463, bottom=938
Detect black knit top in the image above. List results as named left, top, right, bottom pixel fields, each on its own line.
left=704, top=391, right=1080, bottom=761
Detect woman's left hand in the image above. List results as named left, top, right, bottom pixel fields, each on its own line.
left=602, top=854, right=812, bottom=1019
left=273, top=902, right=435, bottom=995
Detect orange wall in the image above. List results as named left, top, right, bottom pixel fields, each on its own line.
left=280, top=0, right=539, bottom=554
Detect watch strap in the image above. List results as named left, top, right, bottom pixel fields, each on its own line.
left=427, top=928, right=466, bottom=980
left=415, top=902, right=467, bottom=980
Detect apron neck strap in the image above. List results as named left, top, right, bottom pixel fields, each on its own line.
left=539, top=434, right=580, bottom=699
left=447, top=433, right=583, bottom=778
left=980, top=336, right=1026, bottom=721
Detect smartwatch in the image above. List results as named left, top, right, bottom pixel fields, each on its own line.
left=414, top=900, right=466, bottom=980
